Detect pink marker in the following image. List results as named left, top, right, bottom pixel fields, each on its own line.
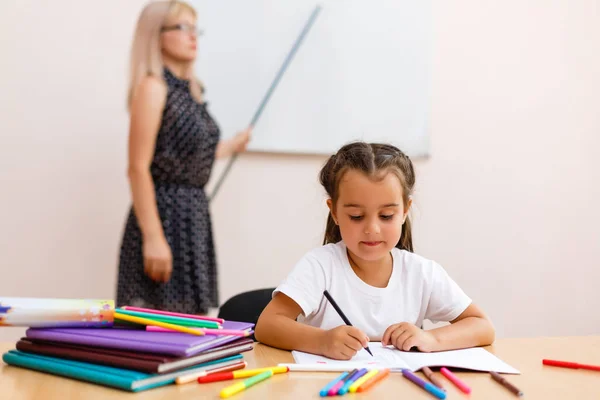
left=440, top=367, right=471, bottom=394
left=121, top=306, right=224, bottom=324
left=328, top=369, right=359, bottom=396
left=146, top=326, right=251, bottom=337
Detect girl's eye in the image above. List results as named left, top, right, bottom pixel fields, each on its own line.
left=380, top=214, right=394, bottom=220
left=349, top=215, right=363, bottom=221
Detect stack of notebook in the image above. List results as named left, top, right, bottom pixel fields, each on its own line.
left=1, top=301, right=256, bottom=392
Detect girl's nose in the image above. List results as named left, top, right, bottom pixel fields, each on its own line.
left=365, top=220, right=381, bottom=235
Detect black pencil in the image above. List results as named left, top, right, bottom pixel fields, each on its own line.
left=323, top=290, right=373, bottom=356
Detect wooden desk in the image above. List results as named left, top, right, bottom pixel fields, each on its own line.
left=1, top=336, right=599, bottom=399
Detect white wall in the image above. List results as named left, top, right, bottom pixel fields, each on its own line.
left=0, top=0, right=143, bottom=340
left=1, top=0, right=599, bottom=341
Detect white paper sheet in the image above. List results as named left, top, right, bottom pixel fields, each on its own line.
left=284, top=343, right=520, bottom=374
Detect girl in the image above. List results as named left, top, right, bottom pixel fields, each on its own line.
left=255, top=142, right=495, bottom=360
left=116, top=1, right=250, bottom=315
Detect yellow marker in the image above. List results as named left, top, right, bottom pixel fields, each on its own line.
left=349, top=369, right=379, bottom=393
left=197, top=366, right=289, bottom=383
left=113, top=312, right=204, bottom=336
left=231, top=366, right=288, bottom=379
left=220, top=370, right=273, bottom=398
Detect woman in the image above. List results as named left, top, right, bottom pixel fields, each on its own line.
left=117, top=1, right=250, bottom=314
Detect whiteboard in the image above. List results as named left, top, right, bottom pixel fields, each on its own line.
left=191, top=0, right=431, bottom=157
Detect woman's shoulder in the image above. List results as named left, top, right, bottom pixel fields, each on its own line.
left=131, top=75, right=167, bottom=108
left=139, top=75, right=167, bottom=94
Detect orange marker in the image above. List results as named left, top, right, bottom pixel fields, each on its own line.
left=356, top=368, right=390, bottom=392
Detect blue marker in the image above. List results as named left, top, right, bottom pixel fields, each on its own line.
left=402, top=369, right=446, bottom=399
left=319, top=371, right=348, bottom=397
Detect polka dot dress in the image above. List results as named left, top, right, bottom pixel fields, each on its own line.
left=116, top=68, right=220, bottom=314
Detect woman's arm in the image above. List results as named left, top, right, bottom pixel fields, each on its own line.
left=127, top=76, right=172, bottom=282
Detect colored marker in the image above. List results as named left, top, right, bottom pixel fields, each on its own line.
left=402, top=369, right=446, bottom=399
left=356, top=368, right=390, bottom=392
left=176, top=361, right=247, bottom=384
left=349, top=369, right=379, bottom=393
left=219, top=370, right=273, bottom=398
left=116, top=309, right=220, bottom=329
left=543, top=359, right=600, bottom=372
left=339, top=368, right=368, bottom=395
left=440, top=367, right=471, bottom=394
left=198, top=366, right=288, bottom=383
left=490, top=371, right=523, bottom=397
left=328, top=368, right=359, bottom=396
left=120, top=306, right=225, bottom=324
left=319, top=372, right=349, bottom=397
left=279, top=363, right=359, bottom=372
left=113, top=312, right=205, bottom=336
left=422, top=366, right=445, bottom=390
left=147, top=326, right=251, bottom=337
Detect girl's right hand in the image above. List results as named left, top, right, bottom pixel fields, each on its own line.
left=143, top=235, right=173, bottom=283
left=320, top=326, right=369, bottom=360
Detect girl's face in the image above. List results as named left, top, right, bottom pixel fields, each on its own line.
left=328, top=169, right=411, bottom=263
left=160, top=11, right=198, bottom=63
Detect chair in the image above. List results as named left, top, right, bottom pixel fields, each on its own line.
left=217, top=288, right=275, bottom=339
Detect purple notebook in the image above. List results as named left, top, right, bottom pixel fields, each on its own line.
left=25, top=321, right=254, bottom=357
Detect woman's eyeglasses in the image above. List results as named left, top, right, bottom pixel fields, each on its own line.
left=161, top=24, right=204, bottom=37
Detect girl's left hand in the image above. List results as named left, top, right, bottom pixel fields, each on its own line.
left=381, top=322, right=439, bottom=352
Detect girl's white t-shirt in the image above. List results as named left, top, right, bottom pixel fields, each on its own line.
left=273, top=241, right=472, bottom=340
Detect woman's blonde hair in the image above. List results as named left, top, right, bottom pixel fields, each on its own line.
left=127, top=1, right=198, bottom=111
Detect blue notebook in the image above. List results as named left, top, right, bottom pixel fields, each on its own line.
left=2, top=350, right=243, bottom=392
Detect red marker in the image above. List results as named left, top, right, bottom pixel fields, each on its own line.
left=543, top=359, right=600, bottom=372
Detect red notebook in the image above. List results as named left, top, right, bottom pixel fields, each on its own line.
left=16, top=337, right=253, bottom=374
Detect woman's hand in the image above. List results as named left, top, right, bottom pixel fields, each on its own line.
left=215, top=127, right=252, bottom=158
left=143, top=235, right=173, bottom=283
left=233, top=127, right=251, bottom=153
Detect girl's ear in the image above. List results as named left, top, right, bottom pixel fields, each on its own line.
left=326, top=199, right=338, bottom=225
left=403, top=197, right=413, bottom=223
